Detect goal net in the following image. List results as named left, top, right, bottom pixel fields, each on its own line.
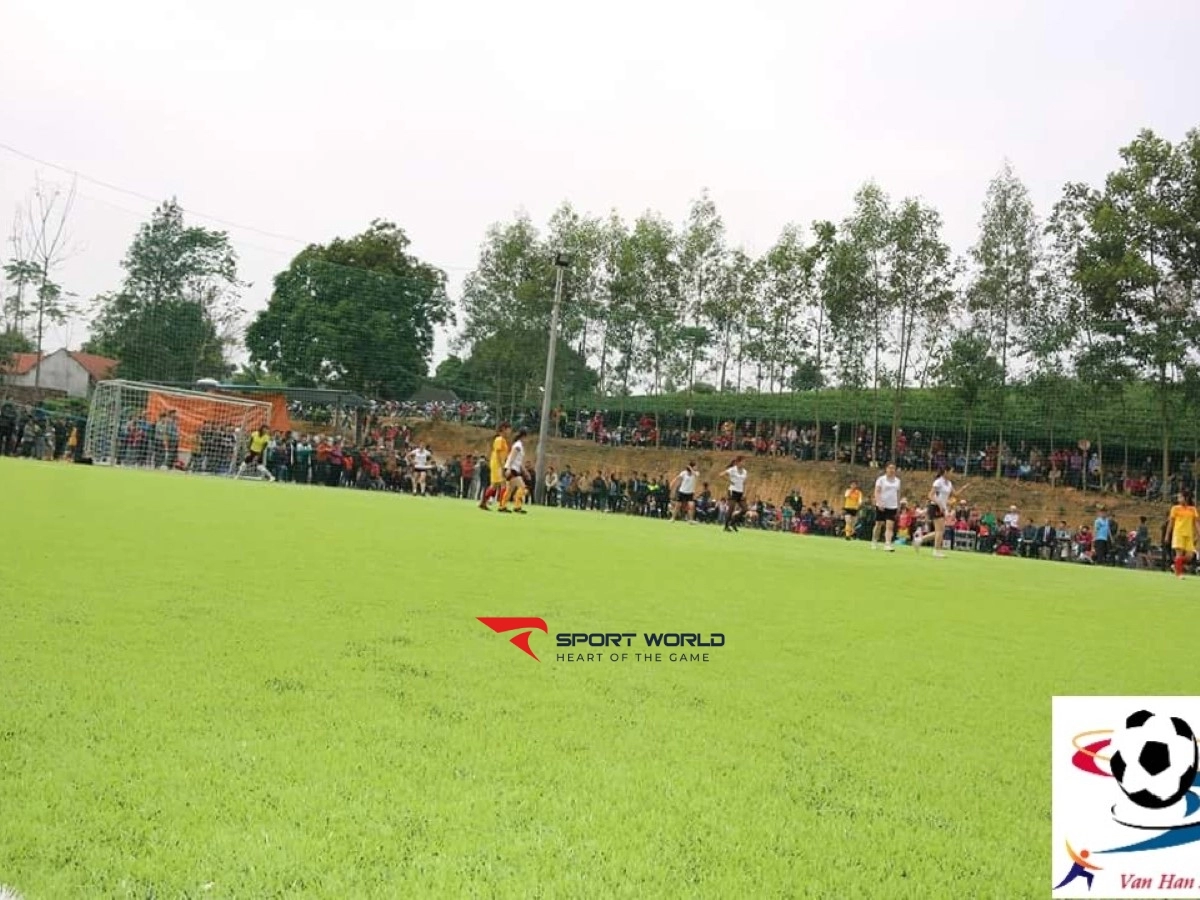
left=84, top=380, right=273, bottom=475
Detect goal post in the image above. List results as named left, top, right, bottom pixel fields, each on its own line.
left=84, top=379, right=273, bottom=475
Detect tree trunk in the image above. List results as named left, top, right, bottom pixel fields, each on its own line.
left=964, top=411, right=973, bottom=476
left=597, top=325, right=609, bottom=394
left=996, top=261, right=1011, bottom=481
left=1160, top=372, right=1170, bottom=490
left=814, top=302, right=823, bottom=462
left=34, top=301, right=45, bottom=389
left=871, top=318, right=880, bottom=465
left=850, top=388, right=860, bottom=467
left=890, top=385, right=903, bottom=463
left=814, top=396, right=821, bottom=463
left=719, top=323, right=731, bottom=390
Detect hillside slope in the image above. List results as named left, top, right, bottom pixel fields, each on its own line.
left=407, top=422, right=1164, bottom=530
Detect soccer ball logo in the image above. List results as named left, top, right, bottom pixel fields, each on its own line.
left=1108, top=710, right=1198, bottom=810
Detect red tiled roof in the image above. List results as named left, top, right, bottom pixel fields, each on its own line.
left=4, top=352, right=42, bottom=375
left=69, top=351, right=118, bottom=382
left=2, top=350, right=118, bottom=380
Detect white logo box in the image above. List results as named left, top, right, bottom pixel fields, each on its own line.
left=1053, top=697, right=1200, bottom=898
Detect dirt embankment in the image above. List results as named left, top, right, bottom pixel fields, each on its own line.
left=390, top=421, right=1166, bottom=529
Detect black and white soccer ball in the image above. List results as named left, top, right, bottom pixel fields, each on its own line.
left=1109, top=710, right=1199, bottom=809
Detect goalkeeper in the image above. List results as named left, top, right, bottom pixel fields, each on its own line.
left=236, top=425, right=276, bottom=482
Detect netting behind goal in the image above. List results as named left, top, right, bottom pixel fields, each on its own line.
left=84, top=380, right=272, bottom=474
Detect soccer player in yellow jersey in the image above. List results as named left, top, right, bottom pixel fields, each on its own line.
left=843, top=481, right=862, bottom=540
left=1168, top=490, right=1199, bottom=578
left=478, top=422, right=510, bottom=510
left=236, top=424, right=275, bottom=481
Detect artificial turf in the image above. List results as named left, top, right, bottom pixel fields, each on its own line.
left=0, top=458, right=1194, bottom=899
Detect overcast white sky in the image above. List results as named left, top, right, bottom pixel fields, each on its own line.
left=1, top=0, right=1197, bottom=366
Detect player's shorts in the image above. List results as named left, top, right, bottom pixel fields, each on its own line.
left=677, top=492, right=694, bottom=504
left=414, top=467, right=429, bottom=475
left=843, top=507, right=858, bottom=518
left=876, top=507, right=898, bottom=522
left=927, top=503, right=944, bottom=521
left=1173, top=538, right=1195, bottom=555
left=505, top=468, right=522, bottom=480
left=244, top=451, right=262, bottom=465
left=729, top=490, right=744, bottom=504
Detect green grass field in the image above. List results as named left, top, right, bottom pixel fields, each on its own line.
left=0, top=459, right=1193, bottom=898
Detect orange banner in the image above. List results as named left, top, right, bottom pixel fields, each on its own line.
left=217, top=391, right=291, bottom=434
left=145, top=392, right=280, bottom=453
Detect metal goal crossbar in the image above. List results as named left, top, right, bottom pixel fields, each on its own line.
left=85, top=379, right=273, bottom=475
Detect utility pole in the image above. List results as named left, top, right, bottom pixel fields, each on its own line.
left=534, top=252, right=570, bottom=505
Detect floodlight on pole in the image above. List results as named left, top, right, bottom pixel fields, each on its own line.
left=533, top=251, right=570, bottom=505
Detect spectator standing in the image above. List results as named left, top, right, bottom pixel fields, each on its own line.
left=1093, top=509, right=1112, bottom=565
left=460, top=454, right=474, bottom=499
left=295, top=435, right=312, bottom=484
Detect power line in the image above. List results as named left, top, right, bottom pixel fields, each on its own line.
left=0, top=140, right=476, bottom=272
left=0, top=141, right=315, bottom=245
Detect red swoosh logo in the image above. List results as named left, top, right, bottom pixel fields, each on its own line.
left=477, top=617, right=549, bottom=661
left=1071, top=739, right=1111, bottom=777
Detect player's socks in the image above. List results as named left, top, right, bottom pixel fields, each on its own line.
left=513, top=485, right=526, bottom=511
left=498, top=486, right=510, bottom=510
left=1175, top=556, right=1186, bottom=577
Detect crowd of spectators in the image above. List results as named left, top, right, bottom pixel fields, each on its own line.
left=290, top=399, right=494, bottom=431
left=8, top=395, right=1192, bottom=575
left=566, top=414, right=1191, bottom=502
left=0, top=401, right=84, bottom=461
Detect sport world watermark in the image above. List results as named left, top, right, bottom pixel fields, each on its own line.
left=477, top=617, right=725, bottom=664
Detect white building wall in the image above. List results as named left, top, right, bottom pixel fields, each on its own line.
left=6, top=350, right=91, bottom=397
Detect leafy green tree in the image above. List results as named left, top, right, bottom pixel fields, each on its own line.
left=1053, top=129, right=1200, bottom=484
left=458, top=328, right=597, bottom=419
left=763, top=226, right=813, bottom=394
left=627, top=212, right=681, bottom=394
left=788, top=357, right=825, bottom=391
left=88, top=199, right=240, bottom=382
left=970, top=161, right=1041, bottom=477
left=727, top=253, right=765, bottom=393
left=887, top=198, right=956, bottom=456
left=844, top=182, right=895, bottom=454
left=9, top=177, right=78, bottom=384
left=546, top=204, right=605, bottom=361
left=716, top=248, right=759, bottom=390
left=228, top=363, right=287, bottom=388
left=822, top=229, right=871, bottom=463
left=433, top=355, right=468, bottom=393
left=460, top=215, right=553, bottom=348
left=679, top=190, right=726, bottom=380
left=1074, top=341, right=1133, bottom=488
left=0, top=328, right=34, bottom=377
left=246, top=220, right=448, bottom=398
left=2, top=259, right=39, bottom=337
left=595, top=214, right=638, bottom=393
left=678, top=324, right=711, bottom=396
left=937, top=332, right=1003, bottom=473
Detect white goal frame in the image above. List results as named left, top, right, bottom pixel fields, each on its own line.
left=85, top=379, right=273, bottom=475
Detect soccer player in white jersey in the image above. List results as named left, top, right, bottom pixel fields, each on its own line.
left=671, top=462, right=699, bottom=523
left=499, top=429, right=528, bottom=514
left=407, top=443, right=434, bottom=496
left=872, top=462, right=902, bottom=551
left=914, top=467, right=953, bottom=557
left=721, top=456, right=749, bottom=533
